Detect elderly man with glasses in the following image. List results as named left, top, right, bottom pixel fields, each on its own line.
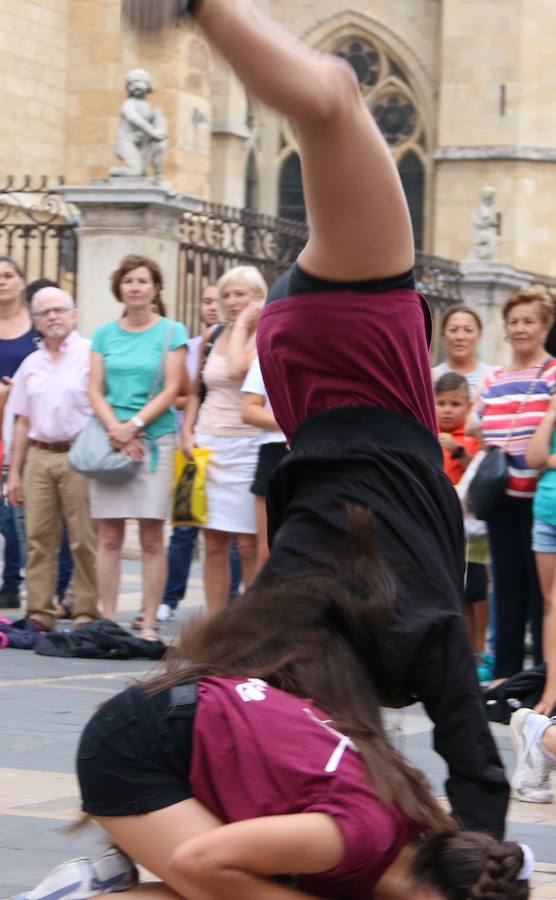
left=6, top=287, right=99, bottom=631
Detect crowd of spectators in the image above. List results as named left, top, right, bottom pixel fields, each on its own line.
left=2, top=253, right=556, bottom=713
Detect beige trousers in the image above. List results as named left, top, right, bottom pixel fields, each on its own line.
left=23, top=447, right=98, bottom=629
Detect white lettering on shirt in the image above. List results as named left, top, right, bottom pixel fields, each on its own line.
left=302, top=707, right=358, bottom=772
left=235, top=678, right=269, bottom=702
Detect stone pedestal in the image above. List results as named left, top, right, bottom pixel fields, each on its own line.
left=459, top=261, right=549, bottom=366
left=58, top=178, right=202, bottom=336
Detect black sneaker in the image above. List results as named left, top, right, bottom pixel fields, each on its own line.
left=0, top=585, right=20, bottom=608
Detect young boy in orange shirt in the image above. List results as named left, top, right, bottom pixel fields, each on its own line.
left=435, top=372, right=491, bottom=678
left=435, top=372, right=480, bottom=483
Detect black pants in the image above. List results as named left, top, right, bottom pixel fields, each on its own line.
left=260, top=407, right=509, bottom=838
left=487, top=494, right=543, bottom=678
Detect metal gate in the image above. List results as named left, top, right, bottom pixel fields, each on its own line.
left=0, top=176, right=78, bottom=294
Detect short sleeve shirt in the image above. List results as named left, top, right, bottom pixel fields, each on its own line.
left=477, top=359, right=556, bottom=497
left=0, top=328, right=41, bottom=379
left=241, top=357, right=286, bottom=444
left=91, top=317, right=188, bottom=441
left=191, top=676, right=419, bottom=899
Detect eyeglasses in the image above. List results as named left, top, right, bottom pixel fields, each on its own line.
left=33, top=306, right=73, bottom=318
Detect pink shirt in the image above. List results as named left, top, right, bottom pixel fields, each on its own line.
left=191, top=676, right=419, bottom=899
left=9, top=331, right=92, bottom=442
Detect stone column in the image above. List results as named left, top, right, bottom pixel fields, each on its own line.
left=58, top=178, right=201, bottom=336
left=459, top=261, right=547, bottom=366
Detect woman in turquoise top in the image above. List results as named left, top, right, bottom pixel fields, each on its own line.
left=88, top=254, right=187, bottom=640
left=526, top=391, right=556, bottom=717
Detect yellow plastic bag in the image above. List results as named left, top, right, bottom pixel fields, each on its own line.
left=172, top=447, right=211, bottom=526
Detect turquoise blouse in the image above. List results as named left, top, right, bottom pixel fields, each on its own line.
left=91, top=317, right=188, bottom=469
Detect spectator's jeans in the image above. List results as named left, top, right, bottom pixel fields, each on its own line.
left=0, top=500, right=22, bottom=589
left=163, top=526, right=242, bottom=610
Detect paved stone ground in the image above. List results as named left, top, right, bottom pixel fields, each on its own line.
left=1, top=558, right=556, bottom=898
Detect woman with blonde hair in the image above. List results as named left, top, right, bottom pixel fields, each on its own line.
left=182, top=265, right=267, bottom=615
left=88, top=254, right=187, bottom=639
left=476, top=284, right=556, bottom=681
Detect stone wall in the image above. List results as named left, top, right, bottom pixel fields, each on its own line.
left=434, top=0, right=556, bottom=273
left=0, top=0, right=69, bottom=175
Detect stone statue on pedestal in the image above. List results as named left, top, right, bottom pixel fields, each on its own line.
left=110, top=69, right=168, bottom=178
left=469, top=186, right=500, bottom=261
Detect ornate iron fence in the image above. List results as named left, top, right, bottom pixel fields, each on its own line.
left=0, top=176, right=79, bottom=294
left=178, top=202, right=307, bottom=333
left=178, top=202, right=463, bottom=339
left=0, top=177, right=464, bottom=337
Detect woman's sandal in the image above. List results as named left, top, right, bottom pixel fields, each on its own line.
left=131, top=612, right=145, bottom=630
left=140, top=624, right=160, bottom=642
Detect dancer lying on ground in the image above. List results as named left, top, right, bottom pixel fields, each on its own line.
left=23, top=516, right=532, bottom=900
left=122, top=0, right=508, bottom=837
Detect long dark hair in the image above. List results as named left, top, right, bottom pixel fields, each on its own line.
left=411, top=831, right=529, bottom=899
left=146, top=506, right=454, bottom=834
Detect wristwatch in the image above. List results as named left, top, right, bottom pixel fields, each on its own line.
left=131, top=416, right=145, bottom=430
left=450, top=445, right=465, bottom=460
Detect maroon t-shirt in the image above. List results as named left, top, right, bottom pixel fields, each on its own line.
left=190, top=676, right=419, bottom=899
left=257, top=285, right=436, bottom=443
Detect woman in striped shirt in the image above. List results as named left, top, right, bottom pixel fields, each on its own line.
left=476, top=285, right=556, bottom=680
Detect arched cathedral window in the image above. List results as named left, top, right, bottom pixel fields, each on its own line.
left=279, top=152, right=305, bottom=223
left=277, top=35, right=427, bottom=249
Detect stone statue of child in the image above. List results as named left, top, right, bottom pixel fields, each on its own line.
left=470, top=186, right=500, bottom=261
left=111, top=69, right=168, bottom=177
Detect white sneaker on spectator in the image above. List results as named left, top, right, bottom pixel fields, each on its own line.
left=510, top=708, right=556, bottom=803
left=92, top=846, right=138, bottom=892
left=13, top=858, right=98, bottom=900
left=156, top=603, right=173, bottom=622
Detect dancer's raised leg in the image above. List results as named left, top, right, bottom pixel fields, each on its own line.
left=194, top=0, right=413, bottom=280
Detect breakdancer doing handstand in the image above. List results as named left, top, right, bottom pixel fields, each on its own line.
left=127, top=0, right=508, bottom=839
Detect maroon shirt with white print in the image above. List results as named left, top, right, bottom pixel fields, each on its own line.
left=191, top=676, right=421, bottom=899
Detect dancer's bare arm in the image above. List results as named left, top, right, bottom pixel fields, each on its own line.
left=195, top=0, right=414, bottom=281
left=170, top=812, right=342, bottom=899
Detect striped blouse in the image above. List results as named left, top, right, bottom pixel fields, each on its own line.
left=476, top=359, right=556, bottom=497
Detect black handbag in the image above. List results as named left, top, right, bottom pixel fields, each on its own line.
left=468, top=446, right=509, bottom=521
left=469, top=357, right=552, bottom=521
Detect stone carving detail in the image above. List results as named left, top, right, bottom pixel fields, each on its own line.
left=435, top=145, right=556, bottom=163
left=469, top=186, right=500, bottom=262
left=111, top=69, right=168, bottom=178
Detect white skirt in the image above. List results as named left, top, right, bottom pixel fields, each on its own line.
left=90, top=434, right=176, bottom=521
left=196, top=432, right=259, bottom=533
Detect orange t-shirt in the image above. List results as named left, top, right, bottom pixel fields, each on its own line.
left=441, top=424, right=481, bottom=485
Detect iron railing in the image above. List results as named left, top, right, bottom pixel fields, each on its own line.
left=178, top=202, right=307, bottom=333
left=0, top=176, right=78, bottom=294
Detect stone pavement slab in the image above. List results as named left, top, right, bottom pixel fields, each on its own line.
left=1, top=560, right=556, bottom=898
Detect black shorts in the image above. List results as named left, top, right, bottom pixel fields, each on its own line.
left=77, top=684, right=197, bottom=817
left=251, top=442, right=289, bottom=497
left=465, top=562, right=487, bottom=605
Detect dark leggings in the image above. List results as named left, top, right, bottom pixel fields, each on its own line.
left=487, top=494, right=544, bottom=678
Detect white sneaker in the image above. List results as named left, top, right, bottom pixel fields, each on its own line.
left=510, top=708, right=556, bottom=803
left=156, top=603, right=173, bottom=622
left=92, top=847, right=138, bottom=893
left=12, top=858, right=98, bottom=900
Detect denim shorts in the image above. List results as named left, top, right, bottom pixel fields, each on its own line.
left=532, top=518, right=556, bottom=553
left=77, top=683, right=196, bottom=816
